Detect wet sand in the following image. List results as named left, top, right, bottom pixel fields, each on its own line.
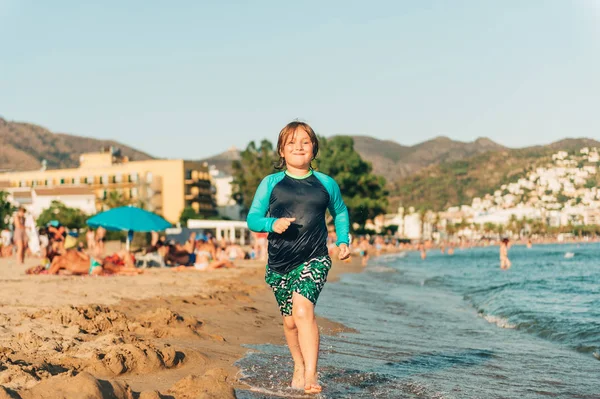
left=0, top=252, right=364, bottom=398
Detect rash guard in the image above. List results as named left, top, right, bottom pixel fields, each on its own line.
left=247, top=170, right=350, bottom=275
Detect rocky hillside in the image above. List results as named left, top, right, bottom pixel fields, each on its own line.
left=199, top=135, right=506, bottom=181
left=390, top=138, right=600, bottom=211
left=4, top=117, right=599, bottom=214
left=351, top=135, right=506, bottom=182
left=0, top=117, right=154, bottom=171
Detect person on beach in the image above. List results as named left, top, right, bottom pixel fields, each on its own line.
left=86, top=228, right=96, bottom=255
left=1, top=227, right=13, bottom=257
left=418, top=242, right=427, bottom=260
left=253, top=232, right=268, bottom=261
left=247, top=121, right=350, bottom=395
left=13, top=207, right=28, bottom=264
left=95, top=226, right=106, bottom=256
left=359, top=236, right=370, bottom=267
left=41, top=236, right=142, bottom=276
left=500, top=238, right=511, bottom=269
left=47, top=220, right=66, bottom=254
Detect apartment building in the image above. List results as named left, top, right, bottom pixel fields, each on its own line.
left=0, top=148, right=216, bottom=223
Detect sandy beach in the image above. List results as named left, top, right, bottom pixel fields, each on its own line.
left=0, top=248, right=363, bottom=398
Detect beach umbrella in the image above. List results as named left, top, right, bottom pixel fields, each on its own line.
left=86, top=206, right=171, bottom=250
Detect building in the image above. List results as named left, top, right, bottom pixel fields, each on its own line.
left=186, top=219, right=250, bottom=245
left=402, top=212, right=422, bottom=240
left=8, top=187, right=96, bottom=217
left=209, top=166, right=244, bottom=220
left=0, top=148, right=216, bottom=223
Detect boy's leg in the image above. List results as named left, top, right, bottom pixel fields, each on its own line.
left=283, top=315, right=305, bottom=389
left=292, top=292, right=321, bottom=393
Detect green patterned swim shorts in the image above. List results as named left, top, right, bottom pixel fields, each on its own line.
left=265, top=256, right=332, bottom=316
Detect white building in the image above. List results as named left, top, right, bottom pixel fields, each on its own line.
left=382, top=207, right=405, bottom=235
left=402, top=213, right=422, bottom=240
left=472, top=206, right=542, bottom=226
left=209, top=166, right=243, bottom=220
left=8, top=187, right=96, bottom=218
left=186, top=219, right=249, bottom=244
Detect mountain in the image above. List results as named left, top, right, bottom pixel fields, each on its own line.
left=390, top=138, right=600, bottom=211
left=351, top=135, right=506, bottom=182
left=200, top=135, right=507, bottom=182
left=199, top=135, right=600, bottom=213
left=4, top=117, right=598, bottom=214
left=0, top=117, right=154, bottom=171
left=200, top=147, right=241, bottom=175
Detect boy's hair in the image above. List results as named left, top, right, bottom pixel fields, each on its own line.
left=275, top=121, right=319, bottom=170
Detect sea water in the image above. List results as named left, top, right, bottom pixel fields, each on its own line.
left=236, top=243, right=600, bottom=398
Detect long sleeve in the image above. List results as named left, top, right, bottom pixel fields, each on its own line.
left=246, top=174, right=283, bottom=233
left=315, top=172, right=350, bottom=246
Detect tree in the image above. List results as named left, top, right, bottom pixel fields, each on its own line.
left=494, top=223, right=505, bottom=235
left=315, top=136, right=388, bottom=227
left=515, top=217, right=527, bottom=237
left=102, top=190, right=132, bottom=210
left=0, top=191, right=16, bottom=230
left=508, top=214, right=518, bottom=233
left=385, top=225, right=399, bottom=235
left=37, top=201, right=88, bottom=229
left=179, top=206, right=227, bottom=226
left=556, top=193, right=569, bottom=204
left=483, top=222, right=497, bottom=235
left=584, top=178, right=596, bottom=189
left=231, top=136, right=388, bottom=230
left=180, top=206, right=200, bottom=226
left=232, top=139, right=278, bottom=212
left=446, top=222, right=457, bottom=237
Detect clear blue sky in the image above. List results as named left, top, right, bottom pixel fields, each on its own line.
left=1, top=0, right=599, bottom=159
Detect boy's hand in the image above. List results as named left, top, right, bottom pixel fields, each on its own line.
left=338, top=244, right=350, bottom=260
left=273, top=218, right=296, bottom=234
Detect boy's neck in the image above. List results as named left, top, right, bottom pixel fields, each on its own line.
left=285, top=165, right=311, bottom=177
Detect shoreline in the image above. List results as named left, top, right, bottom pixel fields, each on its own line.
left=0, top=254, right=366, bottom=398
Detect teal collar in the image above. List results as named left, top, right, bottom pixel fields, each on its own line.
left=285, top=169, right=313, bottom=180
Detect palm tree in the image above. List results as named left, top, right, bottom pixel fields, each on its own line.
left=483, top=222, right=496, bottom=236
left=508, top=214, right=518, bottom=234
left=102, top=190, right=131, bottom=210
left=446, top=222, right=457, bottom=238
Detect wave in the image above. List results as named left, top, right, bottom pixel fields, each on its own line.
left=465, top=279, right=553, bottom=297
left=375, top=252, right=408, bottom=262
left=481, top=313, right=516, bottom=329
left=475, top=308, right=600, bottom=355
left=422, top=275, right=444, bottom=283
left=367, top=265, right=397, bottom=273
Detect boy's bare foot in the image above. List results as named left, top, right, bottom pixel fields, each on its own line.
left=291, top=366, right=304, bottom=390
left=304, top=373, right=322, bottom=394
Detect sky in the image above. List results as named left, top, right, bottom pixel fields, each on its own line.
left=1, top=0, right=599, bottom=159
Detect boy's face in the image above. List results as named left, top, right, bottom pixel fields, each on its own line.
left=281, top=128, right=314, bottom=170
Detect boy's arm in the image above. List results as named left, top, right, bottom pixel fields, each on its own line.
left=323, top=176, right=350, bottom=246
left=246, top=176, right=279, bottom=233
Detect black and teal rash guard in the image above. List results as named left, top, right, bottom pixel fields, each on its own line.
left=247, top=170, right=350, bottom=275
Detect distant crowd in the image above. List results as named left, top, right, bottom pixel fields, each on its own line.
left=4, top=207, right=593, bottom=276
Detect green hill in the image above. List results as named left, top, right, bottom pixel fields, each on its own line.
left=350, top=135, right=506, bottom=182
left=389, top=138, right=600, bottom=211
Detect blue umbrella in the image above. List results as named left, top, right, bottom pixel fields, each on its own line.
left=87, top=206, right=171, bottom=250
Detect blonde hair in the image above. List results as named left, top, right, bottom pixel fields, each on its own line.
left=275, top=121, right=319, bottom=170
